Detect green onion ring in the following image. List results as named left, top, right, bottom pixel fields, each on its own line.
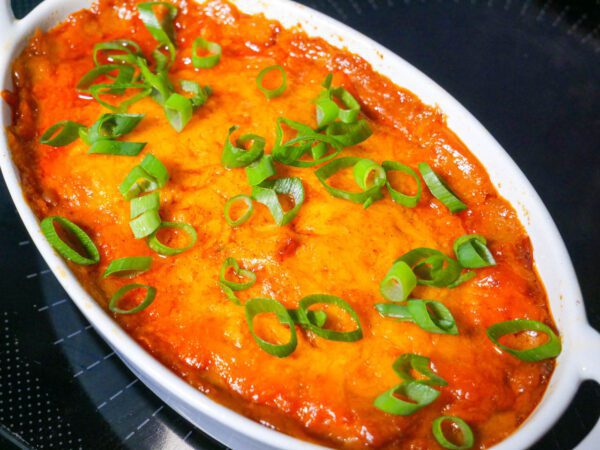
left=246, top=154, right=276, bottom=186
left=130, top=192, right=160, bottom=219
left=180, top=80, right=212, bottom=109
left=245, top=298, right=297, bottom=357
left=93, top=40, right=142, bottom=66
left=192, top=37, right=222, bottom=69
left=375, top=303, right=413, bottom=321
left=353, top=159, right=386, bottom=191
left=85, top=113, right=144, bottom=143
left=288, top=309, right=328, bottom=328
left=256, top=65, right=287, bottom=99
left=432, top=416, right=475, bottom=450
left=329, top=86, right=360, bottom=123
left=147, top=222, right=197, bottom=256
left=219, top=257, right=257, bottom=291
left=40, top=121, right=84, bottom=147
left=453, top=234, right=496, bottom=269
left=40, top=216, right=100, bottom=265
left=397, top=248, right=461, bottom=287
left=88, top=140, right=146, bottom=156
left=486, top=319, right=561, bottom=361
left=252, top=177, right=305, bottom=226
left=222, top=126, right=265, bottom=168
left=129, top=209, right=162, bottom=239
left=88, top=82, right=151, bottom=112
left=103, top=256, right=152, bottom=278
left=315, top=96, right=339, bottom=128
left=381, top=161, right=422, bottom=207
left=140, top=154, right=169, bottom=187
left=119, top=166, right=159, bottom=200
left=325, top=119, right=372, bottom=147
left=418, top=162, right=466, bottom=214
left=380, top=261, right=417, bottom=302
left=374, top=381, right=440, bottom=416
left=224, top=195, right=254, bottom=227
left=77, top=64, right=135, bottom=95
left=108, top=283, right=156, bottom=314
left=220, top=281, right=241, bottom=305
left=297, top=294, right=363, bottom=342
left=392, top=354, right=447, bottom=386
left=407, top=299, right=459, bottom=335
left=164, top=92, right=193, bottom=132
left=137, top=2, right=178, bottom=62
left=135, top=56, right=173, bottom=105
left=447, top=270, right=477, bottom=288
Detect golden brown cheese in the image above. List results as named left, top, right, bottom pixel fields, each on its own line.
left=4, top=1, right=557, bottom=448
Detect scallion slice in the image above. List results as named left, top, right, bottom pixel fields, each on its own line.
left=432, top=416, right=474, bottom=450
left=192, top=37, right=222, bottom=69
left=88, top=82, right=151, bottom=112
left=219, top=257, right=256, bottom=291
left=103, top=256, right=152, bottom=278
left=40, top=121, right=84, bottom=147
left=220, top=281, right=241, bottom=305
left=380, top=261, right=417, bottom=302
left=418, top=162, right=466, bottom=213
left=382, top=161, right=422, bottom=207
left=222, top=126, right=265, bottom=168
left=256, top=65, right=287, bottom=99
left=353, top=158, right=386, bottom=191
left=224, top=195, right=254, bottom=227
left=376, top=299, right=459, bottom=335
left=397, top=248, right=461, bottom=287
left=329, top=87, right=360, bottom=123
left=40, top=216, right=100, bottom=265
left=325, top=119, right=372, bottom=147
left=315, top=96, right=339, bottom=128
left=119, top=166, right=158, bottom=200
left=147, top=221, right=197, bottom=256
left=245, top=298, right=297, bottom=357
left=130, top=192, right=160, bottom=219
left=246, top=155, right=276, bottom=186
left=77, top=64, right=136, bottom=95
left=288, top=309, right=328, bottom=328
left=297, top=294, right=363, bottom=342
left=88, top=140, right=146, bottom=156
left=136, top=56, right=172, bottom=105
left=180, top=80, right=212, bottom=109
left=139, top=154, right=169, bottom=187
left=164, top=93, right=193, bottom=132
left=374, top=303, right=413, bottom=321
left=392, top=354, right=447, bottom=386
left=252, top=177, right=305, bottom=226
left=453, top=234, right=496, bottom=269
left=93, top=39, right=142, bottom=66
left=374, top=381, right=440, bottom=416
left=130, top=209, right=162, bottom=239
left=108, top=283, right=156, bottom=314
left=486, top=319, right=561, bottom=361
left=137, top=2, right=178, bottom=62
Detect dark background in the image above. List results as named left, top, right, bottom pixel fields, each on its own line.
left=1, top=0, right=598, bottom=449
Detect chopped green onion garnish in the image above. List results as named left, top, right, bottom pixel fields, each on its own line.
left=453, top=234, right=496, bottom=269
left=486, top=319, right=561, bottom=361
left=77, top=64, right=136, bottom=95
left=86, top=113, right=144, bottom=142
left=256, top=65, right=287, bottom=99
left=376, top=299, right=458, bottom=335
left=297, top=294, right=363, bottom=342
left=130, top=209, right=162, bottom=239
left=392, top=354, right=447, bottom=386
left=164, top=93, right=193, bottom=132
left=381, top=161, right=422, bottom=207
left=93, top=39, right=141, bottom=66
left=40, top=121, right=84, bottom=147
left=222, top=126, right=265, bottom=168
left=325, top=119, right=372, bottom=147
left=448, top=270, right=477, bottom=288
left=219, top=257, right=256, bottom=291
left=136, top=56, right=172, bottom=105
left=353, top=158, right=386, bottom=191
left=147, top=222, right=197, bottom=256
left=88, top=82, right=151, bottom=112
left=329, top=87, right=360, bottom=124
left=252, top=177, right=305, bottom=226
left=315, top=157, right=385, bottom=208
left=108, top=283, right=156, bottom=314
left=192, top=37, right=222, bottom=69
left=119, top=166, right=158, bottom=200
left=137, top=2, right=178, bottom=62
left=374, top=381, right=440, bottom=416
left=40, top=216, right=100, bottom=265
left=374, top=303, right=413, bottom=321
left=130, top=192, right=160, bottom=219
left=88, top=140, right=146, bottom=156
left=397, top=248, right=461, bottom=287
left=418, top=162, right=466, bottom=213
left=224, top=195, right=254, bottom=227
left=245, top=298, right=297, bottom=357
left=315, top=96, right=339, bottom=128
left=140, top=154, right=169, bottom=187
left=103, top=256, right=152, bottom=278
left=246, top=154, right=276, bottom=186
left=288, top=309, right=328, bottom=328
left=180, top=80, right=212, bottom=109
left=380, top=261, right=417, bottom=302
left=432, top=416, right=474, bottom=450
left=220, top=282, right=241, bottom=305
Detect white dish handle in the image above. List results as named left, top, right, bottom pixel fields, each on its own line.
left=574, top=325, right=600, bottom=449
left=0, top=0, right=16, bottom=33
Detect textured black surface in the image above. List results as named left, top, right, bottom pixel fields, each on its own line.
left=1, top=0, right=599, bottom=449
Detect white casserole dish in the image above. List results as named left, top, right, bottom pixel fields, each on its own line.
left=0, top=0, right=598, bottom=448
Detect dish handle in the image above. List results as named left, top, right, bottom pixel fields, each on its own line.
left=0, top=0, right=16, bottom=34
left=574, top=325, right=600, bottom=449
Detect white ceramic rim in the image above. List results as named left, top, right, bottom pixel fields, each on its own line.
left=0, top=0, right=599, bottom=449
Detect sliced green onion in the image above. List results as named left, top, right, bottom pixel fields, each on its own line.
left=432, top=416, right=474, bottom=450
left=224, top=195, right=254, bottom=227
left=108, top=283, right=156, bottom=314
left=288, top=309, right=327, bottom=328
left=180, top=80, right=212, bottom=109
left=380, top=261, right=417, bottom=302
left=325, top=119, right=372, bottom=147
left=246, top=155, right=276, bottom=186
left=93, top=40, right=142, bottom=66
left=315, top=96, right=339, bottom=128
left=220, top=257, right=257, bottom=291
left=119, top=166, right=158, bottom=200
left=88, top=140, right=146, bottom=156
left=245, top=298, right=297, bottom=357
left=77, top=64, right=135, bottom=95
left=397, top=248, right=461, bottom=287
left=103, top=256, right=152, bottom=278
left=164, top=93, right=193, bottom=132
left=222, top=126, right=265, bottom=168
left=418, top=162, right=466, bottom=213
left=40, top=121, right=84, bottom=146
left=220, top=281, right=241, bottom=305
left=130, top=209, right=162, bottom=239
left=315, top=157, right=385, bottom=208
left=252, top=177, right=305, bottom=226
left=486, top=319, right=561, bottom=361
left=374, top=381, right=440, bottom=416
left=88, top=82, right=151, bottom=112
left=392, top=354, right=447, bottom=386
left=375, top=303, right=413, bottom=321
left=192, top=37, right=222, bottom=69
left=256, top=65, right=287, bottom=99
left=353, top=158, right=386, bottom=191
left=130, top=192, right=160, bottom=219
left=297, top=294, right=362, bottom=342
left=136, top=56, right=173, bottom=105
left=453, top=234, right=496, bottom=269
left=40, top=216, right=100, bottom=265
left=137, top=2, right=178, bottom=62
left=329, top=87, right=360, bottom=123
left=382, top=161, right=422, bottom=207
left=147, top=222, right=197, bottom=256
left=85, top=113, right=144, bottom=143
left=448, top=270, right=477, bottom=288
left=407, top=299, right=458, bottom=335
left=321, top=72, right=333, bottom=89
left=140, top=154, right=169, bottom=187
